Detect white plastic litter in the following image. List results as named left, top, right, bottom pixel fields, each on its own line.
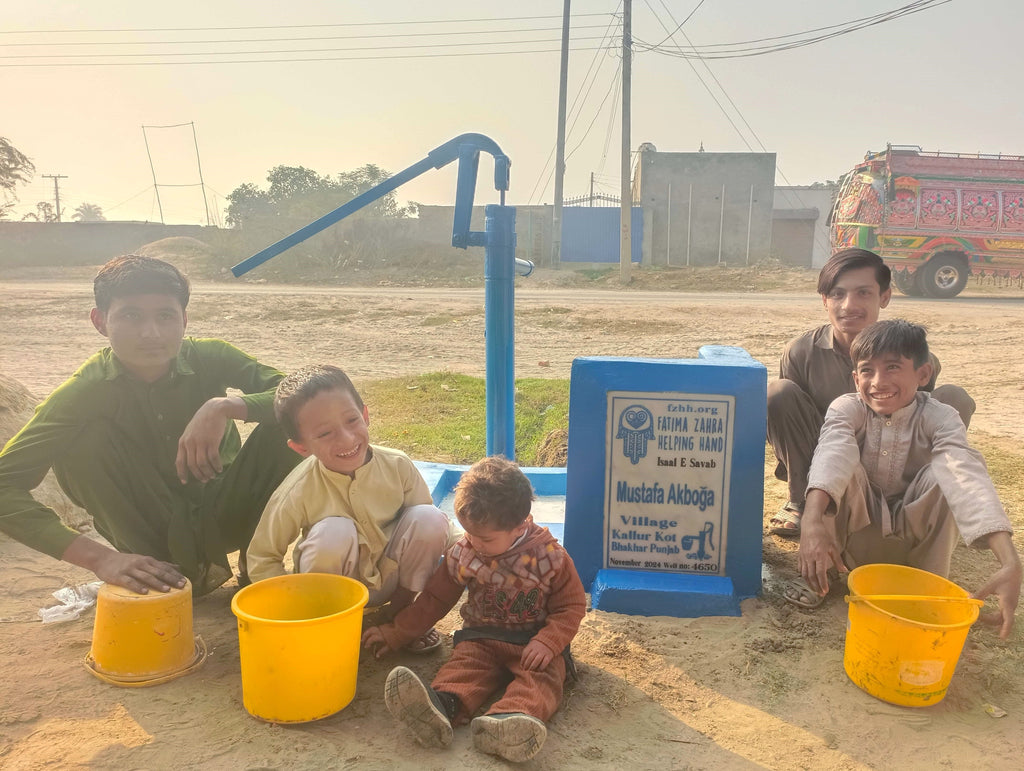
left=38, top=581, right=103, bottom=624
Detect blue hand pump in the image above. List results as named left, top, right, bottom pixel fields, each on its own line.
left=231, top=133, right=531, bottom=459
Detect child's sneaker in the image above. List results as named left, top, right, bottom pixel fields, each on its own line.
left=470, top=712, right=547, bottom=762
left=384, top=666, right=453, bottom=748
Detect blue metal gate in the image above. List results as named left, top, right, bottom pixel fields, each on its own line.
left=561, top=206, right=642, bottom=263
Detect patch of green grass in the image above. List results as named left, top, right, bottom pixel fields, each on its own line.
left=359, top=372, right=569, bottom=466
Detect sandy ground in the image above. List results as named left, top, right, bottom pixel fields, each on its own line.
left=1, top=278, right=1023, bottom=770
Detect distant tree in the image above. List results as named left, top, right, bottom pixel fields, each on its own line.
left=336, top=164, right=415, bottom=218
left=225, top=163, right=410, bottom=228
left=265, top=165, right=333, bottom=202
left=225, top=182, right=273, bottom=227
left=72, top=202, right=106, bottom=222
left=21, top=201, right=58, bottom=223
left=0, top=137, right=35, bottom=220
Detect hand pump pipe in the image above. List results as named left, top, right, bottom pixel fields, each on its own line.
left=231, top=133, right=532, bottom=460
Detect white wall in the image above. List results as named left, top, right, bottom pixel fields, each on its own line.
left=773, top=186, right=835, bottom=268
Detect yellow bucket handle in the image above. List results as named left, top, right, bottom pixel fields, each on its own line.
left=846, top=594, right=984, bottom=607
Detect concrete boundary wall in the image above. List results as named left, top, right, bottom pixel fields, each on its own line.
left=0, top=222, right=225, bottom=267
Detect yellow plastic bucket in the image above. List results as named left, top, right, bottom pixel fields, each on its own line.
left=85, top=579, right=206, bottom=686
left=844, top=564, right=979, bottom=707
left=231, top=573, right=369, bottom=723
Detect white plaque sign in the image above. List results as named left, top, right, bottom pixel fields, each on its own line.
left=604, top=391, right=734, bottom=575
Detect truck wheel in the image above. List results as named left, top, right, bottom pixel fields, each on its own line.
left=893, top=270, right=924, bottom=296
left=920, top=253, right=969, bottom=298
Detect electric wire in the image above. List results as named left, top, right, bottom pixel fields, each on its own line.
left=541, top=58, right=622, bottom=201
left=634, top=1, right=949, bottom=59
left=526, top=7, right=622, bottom=203
left=566, top=59, right=622, bottom=163
left=647, top=0, right=833, bottom=255
left=0, top=24, right=615, bottom=48
left=0, top=13, right=618, bottom=35
left=650, top=0, right=707, bottom=48
left=642, top=0, right=754, bottom=151
left=0, top=44, right=610, bottom=67
left=595, top=69, right=623, bottom=175
left=652, top=0, right=942, bottom=50
left=0, top=35, right=617, bottom=60
left=527, top=6, right=622, bottom=204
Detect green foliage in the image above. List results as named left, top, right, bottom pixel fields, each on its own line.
left=225, top=162, right=413, bottom=229
left=222, top=162, right=419, bottom=276
left=224, top=182, right=273, bottom=227
left=359, top=372, right=569, bottom=466
left=0, top=137, right=34, bottom=220
left=0, top=137, right=34, bottom=194
left=21, top=201, right=58, bottom=223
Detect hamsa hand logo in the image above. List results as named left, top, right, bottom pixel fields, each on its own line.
left=616, top=405, right=654, bottom=464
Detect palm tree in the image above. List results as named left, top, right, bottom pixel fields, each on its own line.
left=73, top=202, right=106, bottom=222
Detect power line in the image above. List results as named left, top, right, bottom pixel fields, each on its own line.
left=643, top=0, right=754, bottom=151
left=595, top=66, right=623, bottom=176
left=0, top=23, right=615, bottom=48
left=645, top=0, right=832, bottom=255
left=2, top=12, right=614, bottom=35
left=655, top=0, right=940, bottom=50
left=528, top=6, right=623, bottom=203
left=650, top=0, right=707, bottom=47
left=566, top=59, right=622, bottom=163
left=0, top=34, right=613, bottom=60
left=105, top=186, right=158, bottom=214
left=0, top=44, right=610, bottom=67
left=543, top=58, right=622, bottom=200
left=635, top=0, right=949, bottom=60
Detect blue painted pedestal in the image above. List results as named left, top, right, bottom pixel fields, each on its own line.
left=564, top=348, right=767, bottom=617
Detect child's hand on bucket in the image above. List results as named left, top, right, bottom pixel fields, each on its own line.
left=362, top=626, right=394, bottom=659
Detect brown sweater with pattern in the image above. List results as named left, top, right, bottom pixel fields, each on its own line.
left=378, top=521, right=586, bottom=658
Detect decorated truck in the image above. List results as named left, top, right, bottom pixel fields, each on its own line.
left=829, top=145, right=1024, bottom=297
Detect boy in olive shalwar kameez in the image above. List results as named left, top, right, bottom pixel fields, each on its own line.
left=0, top=255, right=301, bottom=595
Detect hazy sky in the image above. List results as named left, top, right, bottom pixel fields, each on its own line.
left=4, top=1, right=1022, bottom=225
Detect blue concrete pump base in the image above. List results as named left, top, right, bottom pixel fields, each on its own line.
left=591, top=569, right=742, bottom=617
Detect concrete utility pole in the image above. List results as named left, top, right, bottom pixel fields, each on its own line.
left=619, top=0, right=632, bottom=283
left=551, top=0, right=571, bottom=267
left=42, top=174, right=67, bottom=223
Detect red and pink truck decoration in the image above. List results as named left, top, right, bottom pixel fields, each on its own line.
left=830, top=145, right=1024, bottom=297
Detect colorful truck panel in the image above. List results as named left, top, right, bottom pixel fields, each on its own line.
left=830, top=145, right=1024, bottom=297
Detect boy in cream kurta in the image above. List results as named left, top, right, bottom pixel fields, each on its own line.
left=247, top=365, right=451, bottom=650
